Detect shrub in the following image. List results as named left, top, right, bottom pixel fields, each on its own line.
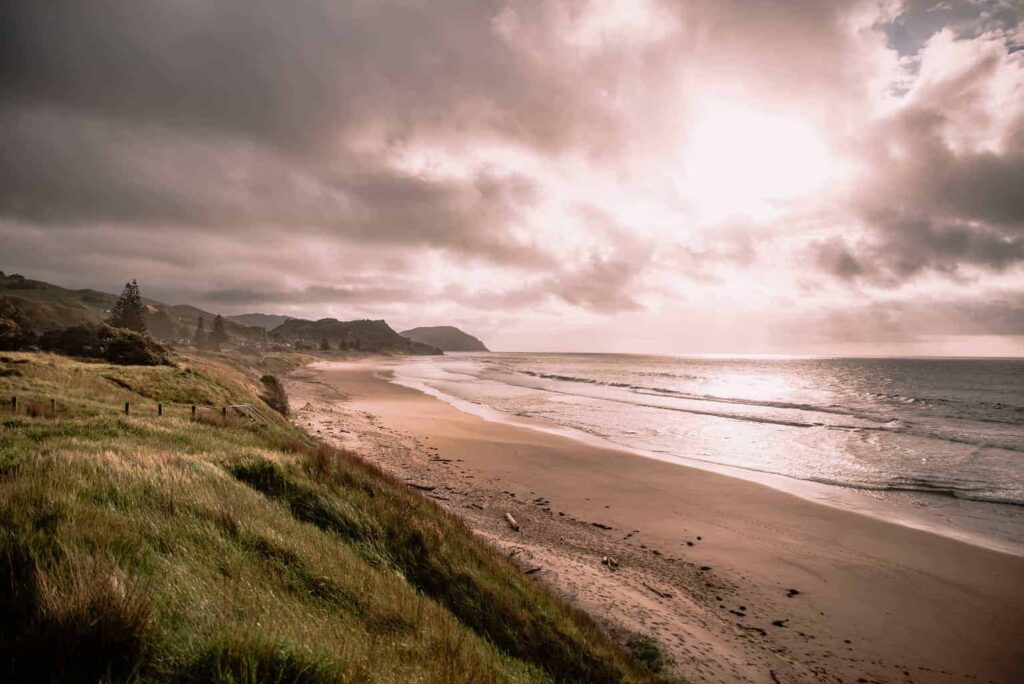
left=626, top=634, right=671, bottom=675
left=0, top=297, right=37, bottom=351
left=259, top=375, right=289, bottom=416
left=39, top=324, right=171, bottom=366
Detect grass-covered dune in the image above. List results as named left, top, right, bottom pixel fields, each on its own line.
left=0, top=352, right=661, bottom=683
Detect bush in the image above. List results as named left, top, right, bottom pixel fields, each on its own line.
left=626, top=634, right=671, bottom=675
left=39, top=324, right=171, bottom=366
left=0, top=297, right=37, bottom=351
left=259, top=375, right=289, bottom=416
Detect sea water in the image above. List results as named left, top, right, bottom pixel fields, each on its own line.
left=388, top=353, right=1024, bottom=555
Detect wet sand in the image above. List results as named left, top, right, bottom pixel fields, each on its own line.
left=286, top=359, right=1024, bottom=683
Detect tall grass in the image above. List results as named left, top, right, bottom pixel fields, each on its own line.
left=0, top=352, right=662, bottom=683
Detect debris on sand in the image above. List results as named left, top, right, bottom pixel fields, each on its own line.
left=643, top=583, right=673, bottom=599
left=505, top=512, right=521, bottom=531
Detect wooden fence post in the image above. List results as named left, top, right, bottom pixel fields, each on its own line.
left=51, top=398, right=56, bottom=417
left=10, top=396, right=16, bottom=414
left=157, top=403, right=163, bottom=417
left=191, top=405, right=197, bottom=420
left=125, top=402, right=130, bottom=416
left=221, top=406, right=227, bottom=420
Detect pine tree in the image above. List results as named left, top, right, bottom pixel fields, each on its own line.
left=108, top=280, right=147, bottom=333
left=319, top=335, right=332, bottom=351
left=193, top=318, right=206, bottom=349
left=211, top=315, right=228, bottom=351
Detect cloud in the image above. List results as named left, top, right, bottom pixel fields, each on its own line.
left=813, top=24, right=1024, bottom=288
left=814, top=216, right=1024, bottom=285
left=2, top=1, right=1024, bottom=352
left=205, top=284, right=419, bottom=307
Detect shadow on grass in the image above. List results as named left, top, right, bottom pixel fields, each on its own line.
left=0, top=542, right=152, bottom=683
left=229, top=445, right=636, bottom=684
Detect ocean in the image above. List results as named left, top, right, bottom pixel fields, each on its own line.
left=389, top=353, right=1024, bottom=555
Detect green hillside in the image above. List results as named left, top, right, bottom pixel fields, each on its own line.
left=0, top=351, right=660, bottom=683
left=0, top=273, right=265, bottom=342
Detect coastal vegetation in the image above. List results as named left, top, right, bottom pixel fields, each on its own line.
left=0, top=351, right=664, bottom=682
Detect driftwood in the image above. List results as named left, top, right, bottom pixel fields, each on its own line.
left=524, top=567, right=542, bottom=575
left=505, top=512, right=520, bottom=531
left=643, top=583, right=673, bottom=599
left=407, top=483, right=436, bottom=492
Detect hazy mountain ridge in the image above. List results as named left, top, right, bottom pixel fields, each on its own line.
left=401, top=325, right=489, bottom=352
left=227, top=312, right=293, bottom=329
left=274, top=318, right=442, bottom=355
left=0, top=272, right=440, bottom=355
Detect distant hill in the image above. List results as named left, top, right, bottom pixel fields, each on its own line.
left=227, top=312, right=293, bottom=329
left=0, top=272, right=265, bottom=342
left=273, top=318, right=442, bottom=355
left=1, top=271, right=448, bottom=355
left=400, top=326, right=489, bottom=352
left=272, top=318, right=443, bottom=355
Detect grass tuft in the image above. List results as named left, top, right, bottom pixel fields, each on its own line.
left=627, top=633, right=673, bottom=677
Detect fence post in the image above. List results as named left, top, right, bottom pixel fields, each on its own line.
left=191, top=405, right=197, bottom=420
left=221, top=406, right=227, bottom=420
left=125, top=402, right=130, bottom=416
left=158, top=403, right=163, bottom=417
left=10, top=396, right=16, bottom=414
left=51, top=398, right=56, bottom=417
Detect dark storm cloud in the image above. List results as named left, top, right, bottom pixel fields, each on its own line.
left=0, top=0, right=611, bottom=274
left=1, top=0, right=611, bottom=153
left=814, top=217, right=1024, bottom=285
left=205, top=284, right=418, bottom=306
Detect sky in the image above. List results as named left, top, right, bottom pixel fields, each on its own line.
left=2, top=0, right=1023, bottom=355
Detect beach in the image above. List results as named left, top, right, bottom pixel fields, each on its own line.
left=287, top=359, right=1024, bottom=683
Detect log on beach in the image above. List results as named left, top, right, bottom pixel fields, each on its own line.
left=505, top=512, right=520, bottom=531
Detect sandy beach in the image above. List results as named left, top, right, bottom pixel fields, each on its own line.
left=286, top=359, right=1024, bottom=684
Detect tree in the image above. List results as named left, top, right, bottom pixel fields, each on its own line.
left=193, top=318, right=206, bottom=349
left=108, top=280, right=147, bottom=333
left=319, top=335, right=332, bottom=351
left=211, top=315, right=228, bottom=351
left=0, top=296, right=36, bottom=351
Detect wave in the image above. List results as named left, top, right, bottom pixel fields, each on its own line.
left=639, top=448, right=1024, bottom=507
left=519, top=369, right=893, bottom=422
left=513, top=368, right=1024, bottom=452
left=804, top=477, right=1024, bottom=507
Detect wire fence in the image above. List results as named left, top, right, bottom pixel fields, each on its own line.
left=5, top=394, right=276, bottom=427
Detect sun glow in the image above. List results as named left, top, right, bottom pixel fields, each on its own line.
left=678, top=100, right=839, bottom=223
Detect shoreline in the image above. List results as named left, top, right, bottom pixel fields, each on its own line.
left=389, top=365, right=1024, bottom=558
left=287, top=359, right=1024, bottom=683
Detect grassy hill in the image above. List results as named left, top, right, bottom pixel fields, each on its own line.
left=401, top=325, right=490, bottom=352
left=0, top=351, right=661, bottom=683
left=0, top=272, right=116, bottom=329
left=0, top=272, right=265, bottom=342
